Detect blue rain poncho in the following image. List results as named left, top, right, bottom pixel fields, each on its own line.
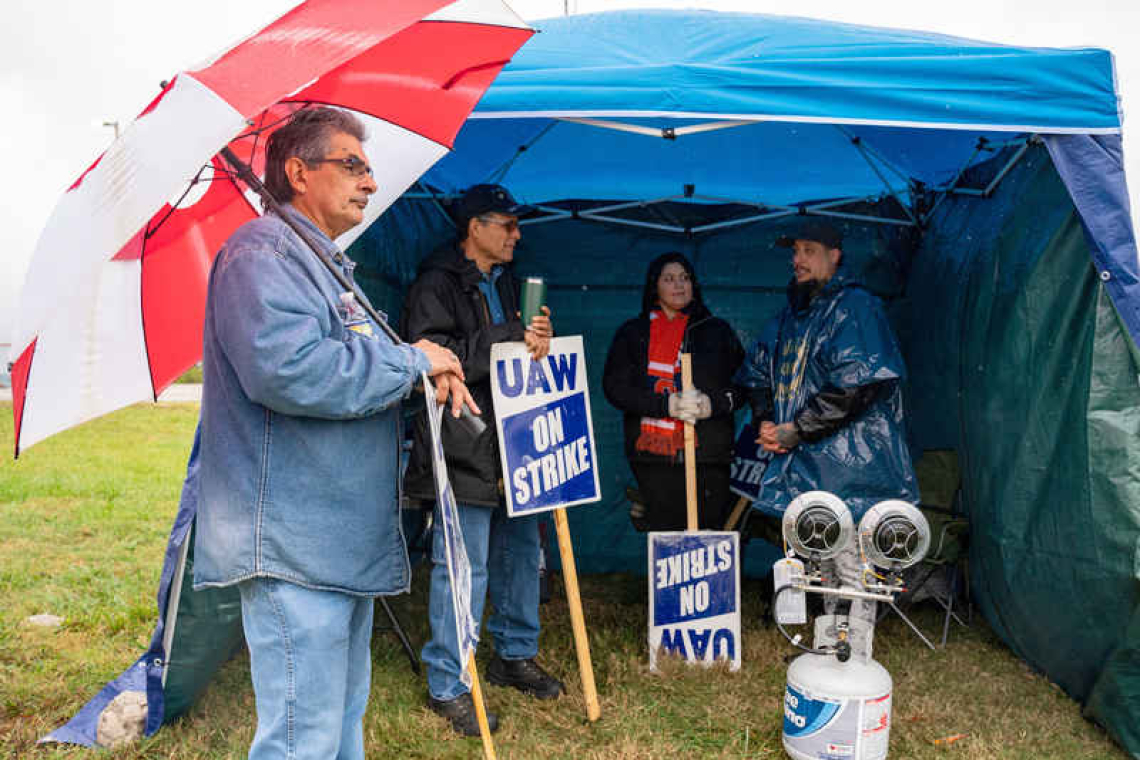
left=735, top=270, right=919, bottom=518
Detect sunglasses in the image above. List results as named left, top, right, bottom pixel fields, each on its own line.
left=307, top=155, right=374, bottom=178
left=478, top=216, right=520, bottom=233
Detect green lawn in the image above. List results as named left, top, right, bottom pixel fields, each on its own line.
left=174, top=365, right=202, bottom=384
left=0, top=403, right=1126, bottom=759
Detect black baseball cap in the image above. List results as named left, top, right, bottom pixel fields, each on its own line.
left=454, top=184, right=534, bottom=223
left=776, top=220, right=843, bottom=250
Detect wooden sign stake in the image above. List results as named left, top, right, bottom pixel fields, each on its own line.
left=681, top=353, right=698, bottom=532
left=723, top=495, right=750, bottom=531
left=466, top=657, right=497, bottom=760
left=554, top=507, right=601, bottom=721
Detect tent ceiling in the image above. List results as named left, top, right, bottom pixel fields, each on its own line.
left=416, top=9, right=1119, bottom=231
left=420, top=118, right=1032, bottom=231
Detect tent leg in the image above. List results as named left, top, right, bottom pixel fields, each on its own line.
left=934, top=566, right=969, bottom=645
left=376, top=597, right=420, bottom=674
left=941, top=567, right=956, bottom=647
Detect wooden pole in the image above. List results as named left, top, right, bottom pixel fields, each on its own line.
left=553, top=507, right=601, bottom=721
left=466, top=657, right=497, bottom=760
left=723, top=495, right=750, bottom=531
left=680, top=353, right=698, bottom=532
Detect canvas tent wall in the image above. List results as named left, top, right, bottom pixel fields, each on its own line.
left=343, top=10, right=1140, bottom=754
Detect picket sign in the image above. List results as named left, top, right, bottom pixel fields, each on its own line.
left=490, top=337, right=601, bottom=721
left=647, top=354, right=742, bottom=672
left=648, top=531, right=742, bottom=671
left=725, top=422, right=772, bottom=530
left=491, top=336, right=601, bottom=516
left=422, top=373, right=496, bottom=757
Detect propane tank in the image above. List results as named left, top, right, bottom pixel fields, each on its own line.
left=783, top=652, right=892, bottom=760
left=775, top=494, right=931, bottom=760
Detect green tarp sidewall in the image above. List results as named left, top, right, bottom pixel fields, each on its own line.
left=907, top=146, right=1140, bottom=755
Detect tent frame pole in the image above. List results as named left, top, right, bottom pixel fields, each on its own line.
left=923, top=139, right=988, bottom=223
left=402, top=192, right=915, bottom=233
left=486, top=122, right=558, bottom=184
left=558, top=116, right=759, bottom=139
left=841, top=129, right=919, bottom=225
left=924, top=135, right=1037, bottom=222
left=948, top=136, right=1036, bottom=198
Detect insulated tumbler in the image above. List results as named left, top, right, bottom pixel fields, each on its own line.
left=521, top=276, right=546, bottom=328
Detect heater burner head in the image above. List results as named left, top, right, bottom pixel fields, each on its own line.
left=783, top=491, right=854, bottom=560
left=858, top=500, right=931, bottom=569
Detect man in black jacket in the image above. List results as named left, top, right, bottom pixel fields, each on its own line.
left=402, top=184, right=562, bottom=736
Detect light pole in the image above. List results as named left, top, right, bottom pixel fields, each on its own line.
left=102, top=120, right=120, bottom=140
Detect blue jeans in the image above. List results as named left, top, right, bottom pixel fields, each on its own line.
left=239, top=579, right=375, bottom=760
left=422, top=503, right=541, bottom=700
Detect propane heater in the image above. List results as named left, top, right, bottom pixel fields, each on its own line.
left=774, top=491, right=930, bottom=760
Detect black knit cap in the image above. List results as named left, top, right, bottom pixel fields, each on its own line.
left=776, top=219, right=843, bottom=250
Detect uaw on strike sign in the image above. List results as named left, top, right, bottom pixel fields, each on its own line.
left=729, top=421, right=770, bottom=501
left=649, top=532, right=741, bottom=671
left=491, top=336, right=601, bottom=516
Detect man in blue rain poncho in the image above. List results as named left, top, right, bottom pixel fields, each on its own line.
left=736, top=220, right=918, bottom=518
left=736, top=220, right=918, bottom=625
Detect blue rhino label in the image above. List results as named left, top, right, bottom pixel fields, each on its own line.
left=783, top=680, right=891, bottom=760
left=648, top=531, right=741, bottom=672
left=491, top=336, right=601, bottom=516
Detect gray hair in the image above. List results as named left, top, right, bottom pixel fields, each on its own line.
left=263, top=107, right=367, bottom=207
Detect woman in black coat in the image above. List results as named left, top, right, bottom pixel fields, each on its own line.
left=602, top=252, right=745, bottom=531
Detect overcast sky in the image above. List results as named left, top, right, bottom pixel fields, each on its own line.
left=3, top=0, right=1137, bottom=351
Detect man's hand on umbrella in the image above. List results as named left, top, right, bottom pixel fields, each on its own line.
left=413, top=339, right=481, bottom=417
left=414, top=339, right=465, bottom=381
left=432, top=371, right=481, bottom=419
left=523, top=306, right=553, bottom=360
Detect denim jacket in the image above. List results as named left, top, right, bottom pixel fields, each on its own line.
left=193, top=205, right=430, bottom=596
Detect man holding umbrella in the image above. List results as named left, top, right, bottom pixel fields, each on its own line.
left=193, top=108, right=472, bottom=760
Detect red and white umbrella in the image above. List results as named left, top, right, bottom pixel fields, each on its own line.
left=8, top=0, right=532, bottom=456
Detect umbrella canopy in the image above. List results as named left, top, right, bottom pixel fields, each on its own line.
left=7, top=0, right=533, bottom=456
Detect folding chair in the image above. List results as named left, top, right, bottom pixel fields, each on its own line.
left=902, top=505, right=970, bottom=646
left=881, top=450, right=971, bottom=648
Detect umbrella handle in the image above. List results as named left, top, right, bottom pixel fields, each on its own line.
left=218, top=147, right=486, bottom=437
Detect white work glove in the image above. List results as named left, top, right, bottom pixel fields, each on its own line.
left=679, top=389, right=712, bottom=421
left=667, top=392, right=697, bottom=424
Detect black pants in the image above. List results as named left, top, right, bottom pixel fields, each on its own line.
left=629, top=460, right=733, bottom=531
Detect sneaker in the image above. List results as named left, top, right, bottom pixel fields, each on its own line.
left=485, top=655, right=564, bottom=700
left=427, top=692, right=499, bottom=737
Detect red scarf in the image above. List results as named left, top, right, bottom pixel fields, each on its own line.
left=635, top=309, right=691, bottom=457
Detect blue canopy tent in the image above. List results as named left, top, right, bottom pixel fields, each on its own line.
left=345, top=10, right=1140, bottom=754
left=53, top=8, right=1140, bottom=755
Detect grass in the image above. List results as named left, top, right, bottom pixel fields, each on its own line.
left=174, top=365, right=202, bottom=384
left=0, top=402, right=1127, bottom=759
